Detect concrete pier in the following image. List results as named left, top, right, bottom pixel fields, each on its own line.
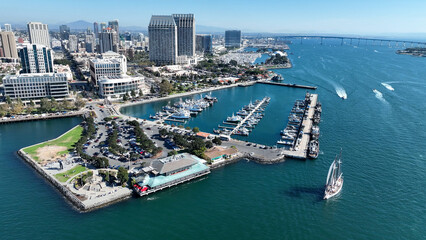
left=279, top=94, right=318, bottom=159
left=257, top=80, right=317, bottom=90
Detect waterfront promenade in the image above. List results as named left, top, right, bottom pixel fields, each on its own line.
left=0, top=111, right=84, bottom=124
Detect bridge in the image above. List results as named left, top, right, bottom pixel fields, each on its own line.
left=273, top=35, right=426, bottom=47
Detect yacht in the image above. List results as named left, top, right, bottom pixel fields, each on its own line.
left=324, top=151, right=343, bottom=200
left=308, top=140, right=319, bottom=159
left=171, top=109, right=190, bottom=119
left=226, top=114, right=242, bottom=123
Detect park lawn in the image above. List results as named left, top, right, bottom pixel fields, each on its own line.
left=23, top=125, right=83, bottom=162
left=54, top=164, right=88, bottom=183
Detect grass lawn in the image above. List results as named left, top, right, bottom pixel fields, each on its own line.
left=23, top=125, right=83, bottom=162
left=54, top=164, right=88, bottom=182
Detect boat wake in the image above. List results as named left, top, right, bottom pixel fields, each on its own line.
left=374, top=50, right=379, bottom=53
left=381, top=83, right=394, bottom=91
left=373, top=89, right=386, bottom=103
left=335, top=87, right=347, bottom=100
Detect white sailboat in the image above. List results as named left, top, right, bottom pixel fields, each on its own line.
left=324, top=151, right=343, bottom=199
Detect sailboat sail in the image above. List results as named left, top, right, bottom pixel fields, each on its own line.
left=324, top=150, right=344, bottom=199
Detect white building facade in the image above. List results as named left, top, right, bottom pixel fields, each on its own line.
left=3, top=73, right=69, bottom=100
left=98, top=75, right=143, bottom=98
left=89, top=51, right=127, bottom=85
left=27, top=22, right=50, bottom=48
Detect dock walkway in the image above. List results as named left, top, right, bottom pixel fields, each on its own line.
left=229, top=97, right=269, bottom=136
left=280, top=94, right=318, bottom=159
left=257, top=80, right=317, bottom=90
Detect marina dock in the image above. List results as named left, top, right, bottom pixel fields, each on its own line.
left=257, top=80, right=317, bottom=90
left=280, top=94, right=318, bottom=159
left=229, top=97, right=269, bottom=136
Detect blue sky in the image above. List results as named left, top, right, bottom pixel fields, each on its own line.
left=2, top=0, right=426, bottom=35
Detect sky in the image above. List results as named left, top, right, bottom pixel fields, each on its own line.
left=1, top=0, right=426, bottom=36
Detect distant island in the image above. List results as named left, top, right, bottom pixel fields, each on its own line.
left=396, top=47, right=426, bottom=57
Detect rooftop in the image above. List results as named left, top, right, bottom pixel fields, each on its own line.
left=150, top=153, right=198, bottom=175
left=149, top=15, right=176, bottom=27
left=204, top=146, right=238, bottom=160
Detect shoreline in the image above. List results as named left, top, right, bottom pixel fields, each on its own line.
left=17, top=125, right=132, bottom=212
left=115, top=83, right=240, bottom=113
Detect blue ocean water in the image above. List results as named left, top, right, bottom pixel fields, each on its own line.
left=1, top=40, right=425, bottom=239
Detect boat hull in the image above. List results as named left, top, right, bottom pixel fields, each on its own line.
left=324, top=177, right=343, bottom=199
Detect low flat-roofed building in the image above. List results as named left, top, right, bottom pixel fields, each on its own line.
left=204, top=146, right=238, bottom=162
left=133, top=153, right=210, bottom=195
left=3, top=73, right=69, bottom=100
left=196, top=132, right=210, bottom=139
left=98, top=75, right=143, bottom=98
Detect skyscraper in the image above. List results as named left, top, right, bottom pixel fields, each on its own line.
left=85, top=33, right=95, bottom=53
left=99, top=28, right=118, bottom=53
left=18, top=43, right=53, bottom=74
left=196, top=34, right=212, bottom=53
left=108, top=20, right=120, bottom=46
left=93, top=22, right=99, bottom=34
left=172, top=14, right=195, bottom=57
left=148, top=15, right=177, bottom=65
left=0, top=31, right=18, bottom=58
left=68, top=35, right=78, bottom=52
left=4, top=24, right=12, bottom=32
left=27, top=22, right=50, bottom=48
left=225, top=30, right=241, bottom=48
left=100, top=22, right=107, bottom=32
left=59, top=25, right=70, bottom=40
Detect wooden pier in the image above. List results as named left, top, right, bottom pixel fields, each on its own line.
left=229, top=97, right=269, bottom=136
left=257, top=80, right=317, bottom=90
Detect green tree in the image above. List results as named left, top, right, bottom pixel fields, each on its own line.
left=117, top=167, right=129, bottom=185
left=150, top=85, right=156, bottom=94
left=74, top=95, right=85, bottom=109
left=5, top=96, right=12, bottom=104
left=39, top=98, right=51, bottom=112
left=122, top=93, right=128, bottom=101
left=159, top=80, right=173, bottom=95
left=159, top=128, right=168, bottom=137
left=50, top=98, right=59, bottom=111
left=229, top=60, right=238, bottom=66
left=205, top=140, right=213, bottom=149
left=192, top=127, right=200, bottom=133
left=131, top=90, right=136, bottom=98
left=139, top=89, right=143, bottom=97
left=212, top=137, right=222, bottom=145
left=167, top=150, right=178, bottom=156
left=29, top=100, right=35, bottom=107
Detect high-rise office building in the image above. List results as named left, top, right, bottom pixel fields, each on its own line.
left=108, top=20, right=120, bottom=46
left=68, top=35, right=78, bottom=52
left=196, top=34, right=212, bottom=53
left=0, top=31, right=18, bottom=58
left=99, top=28, right=118, bottom=53
left=18, top=43, right=53, bottom=74
left=225, top=30, right=241, bottom=48
left=4, top=24, right=12, bottom=32
left=59, top=25, right=70, bottom=40
left=93, top=22, right=99, bottom=34
left=100, top=22, right=107, bottom=32
left=172, top=14, right=195, bottom=57
left=148, top=15, right=178, bottom=65
left=27, top=22, right=50, bottom=48
left=85, top=33, right=95, bottom=53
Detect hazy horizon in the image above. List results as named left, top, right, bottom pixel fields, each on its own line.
left=2, top=0, right=426, bottom=37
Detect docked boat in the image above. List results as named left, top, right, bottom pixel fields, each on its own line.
left=171, top=109, right=190, bottom=119
left=308, top=140, right=319, bottom=159
left=324, top=152, right=343, bottom=200
left=311, top=125, right=320, bottom=139
left=226, top=114, right=242, bottom=123
left=277, top=140, right=294, bottom=145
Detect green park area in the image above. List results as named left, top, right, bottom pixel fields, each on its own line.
left=23, top=126, right=83, bottom=163
left=54, top=165, right=88, bottom=182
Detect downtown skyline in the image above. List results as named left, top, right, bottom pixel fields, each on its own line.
left=1, top=0, right=426, bottom=36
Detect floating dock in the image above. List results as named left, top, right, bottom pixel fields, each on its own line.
left=229, top=97, right=270, bottom=136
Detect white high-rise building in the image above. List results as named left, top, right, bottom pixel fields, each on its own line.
left=4, top=24, right=12, bottom=32
left=68, top=35, right=78, bottom=52
left=27, top=22, right=50, bottom=48
left=18, top=43, right=53, bottom=74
